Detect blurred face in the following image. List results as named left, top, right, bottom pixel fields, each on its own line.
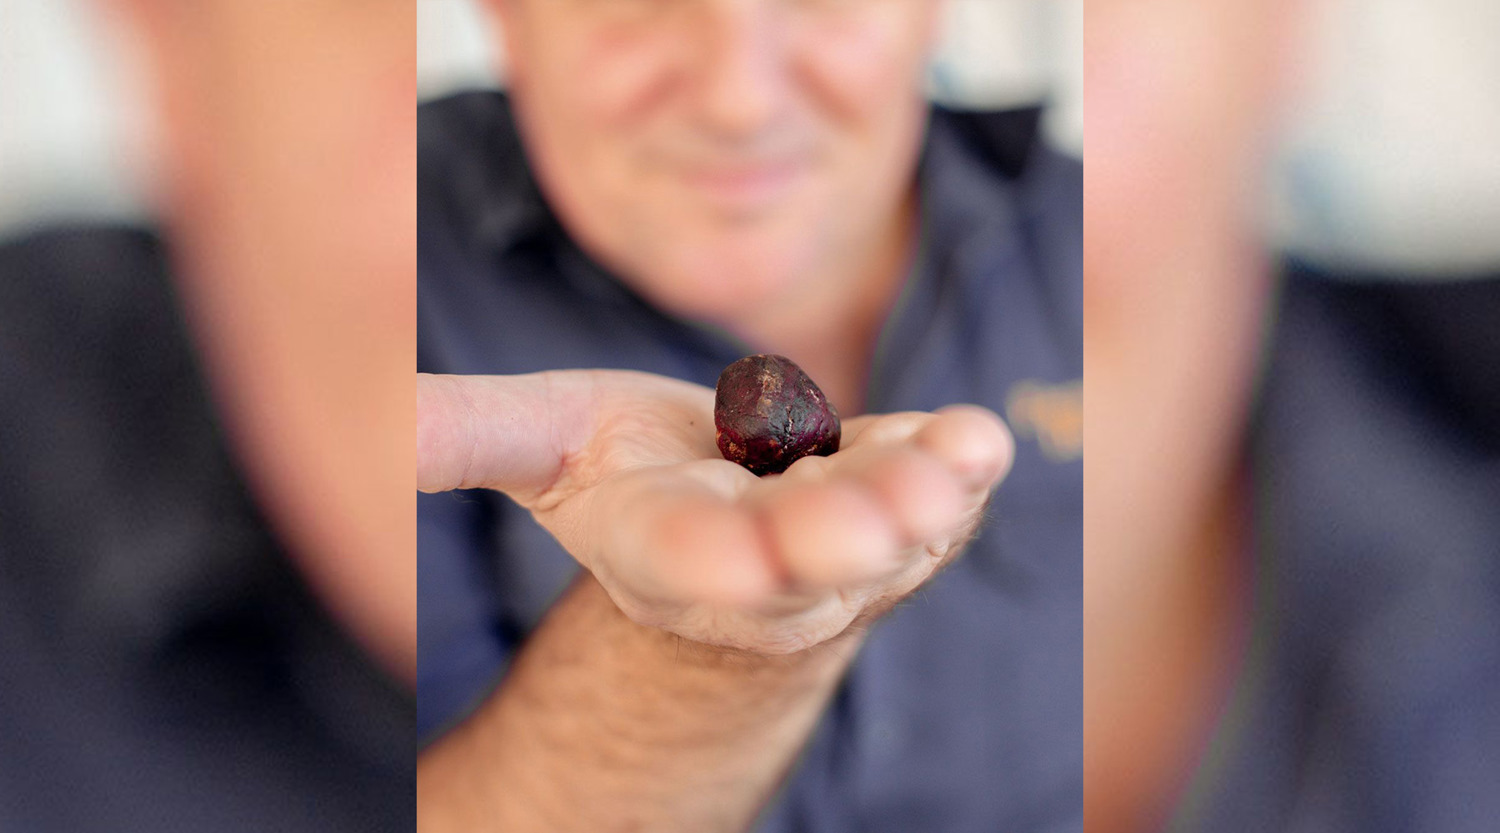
left=117, top=0, right=415, bottom=682
left=490, top=0, right=942, bottom=322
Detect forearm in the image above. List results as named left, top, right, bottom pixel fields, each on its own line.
left=417, top=571, right=862, bottom=833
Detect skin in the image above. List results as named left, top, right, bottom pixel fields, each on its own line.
left=1084, top=1, right=1304, bottom=830
left=417, top=371, right=1010, bottom=830
left=485, top=0, right=944, bottom=413
left=107, top=0, right=417, bottom=683
left=418, top=2, right=1016, bottom=829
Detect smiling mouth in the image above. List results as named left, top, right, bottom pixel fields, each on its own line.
left=681, top=158, right=810, bottom=213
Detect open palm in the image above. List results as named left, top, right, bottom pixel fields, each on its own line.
left=418, top=369, right=1011, bottom=655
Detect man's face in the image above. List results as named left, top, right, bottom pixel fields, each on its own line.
left=492, top=0, right=942, bottom=322
left=120, top=0, right=416, bottom=681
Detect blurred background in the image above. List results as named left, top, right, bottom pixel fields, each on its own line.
left=0, top=0, right=1084, bottom=243
left=1265, top=0, right=1500, bottom=275
left=2, top=1, right=417, bottom=829
left=16, top=0, right=1500, bottom=276
left=0, top=0, right=152, bottom=237
left=1085, top=1, right=1500, bottom=831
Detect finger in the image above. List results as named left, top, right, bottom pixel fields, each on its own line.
left=838, top=445, right=970, bottom=548
left=840, top=411, right=936, bottom=449
left=757, top=478, right=903, bottom=588
left=592, top=460, right=778, bottom=608
left=770, top=408, right=1006, bottom=583
left=778, top=442, right=970, bottom=584
left=417, top=372, right=590, bottom=497
left=913, top=405, right=1014, bottom=493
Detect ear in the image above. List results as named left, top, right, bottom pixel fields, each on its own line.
left=476, top=0, right=524, bottom=85
left=97, top=0, right=176, bottom=44
left=91, top=0, right=211, bottom=199
left=97, top=0, right=153, bottom=46
left=95, top=0, right=205, bottom=73
left=91, top=0, right=175, bottom=123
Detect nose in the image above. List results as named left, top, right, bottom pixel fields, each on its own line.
left=694, top=1, right=788, bottom=139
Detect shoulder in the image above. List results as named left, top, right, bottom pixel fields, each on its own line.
left=0, top=225, right=177, bottom=363
left=0, top=224, right=235, bottom=536
left=419, top=90, right=526, bottom=182
left=0, top=223, right=222, bottom=508
left=0, top=223, right=270, bottom=639
left=0, top=223, right=167, bottom=297
left=418, top=91, right=534, bottom=234
left=924, top=107, right=1081, bottom=342
left=930, top=106, right=1081, bottom=224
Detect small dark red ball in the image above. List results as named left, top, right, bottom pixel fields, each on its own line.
left=714, top=354, right=841, bottom=476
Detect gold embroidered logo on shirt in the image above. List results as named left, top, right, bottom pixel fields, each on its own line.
left=1006, top=380, right=1082, bottom=462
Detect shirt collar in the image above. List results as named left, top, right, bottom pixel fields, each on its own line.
left=863, top=107, right=1047, bottom=398
left=915, top=105, right=1042, bottom=290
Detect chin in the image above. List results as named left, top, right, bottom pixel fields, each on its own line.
left=626, top=210, right=822, bottom=322
left=644, top=239, right=807, bottom=323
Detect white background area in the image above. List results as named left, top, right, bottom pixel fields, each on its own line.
left=0, top=0, right=152, bottom=236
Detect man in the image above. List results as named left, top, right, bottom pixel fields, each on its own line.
left=0, top=2, right=414, bottom=829
left=416, top=0, right=1082, bottom=830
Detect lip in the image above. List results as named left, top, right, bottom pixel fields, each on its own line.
left=681, top=158, right=809, bottom=213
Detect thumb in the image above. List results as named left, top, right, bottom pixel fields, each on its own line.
left=417, top=372, right=589, bottom=497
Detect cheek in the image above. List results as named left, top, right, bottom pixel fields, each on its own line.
left=527, top=15, right=690, bottom=130
left=512, top=13, right=701, bottom=259
left=242, top=56, right=415, bottom=334
left=795, top=8, right=930, bottom=126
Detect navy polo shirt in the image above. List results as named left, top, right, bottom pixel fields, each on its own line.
left=418, top=91, right=1081, bottom=832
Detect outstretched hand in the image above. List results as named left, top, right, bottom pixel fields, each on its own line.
left=418, top=370, right=1011, bottom=655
